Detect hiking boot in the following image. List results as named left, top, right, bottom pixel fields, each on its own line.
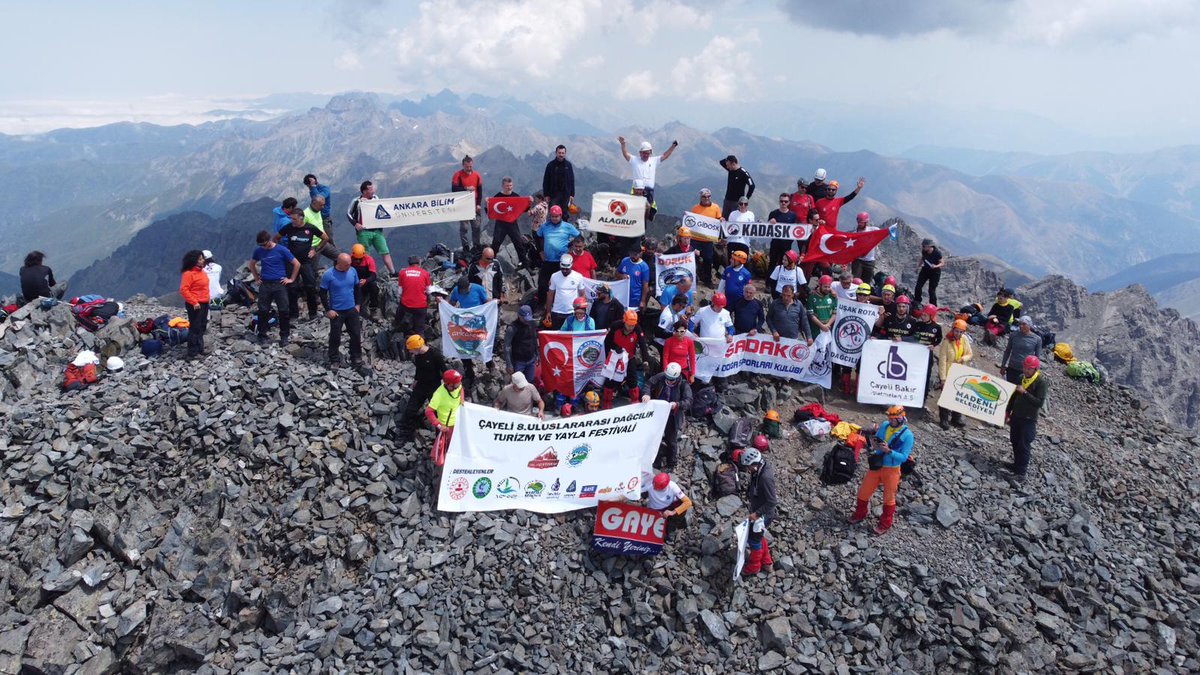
left=279, top=337, right=290, bottom=348
left=939, top=420, right=951, bottom=431
left=873, top=504, right=896, bottom=535
left=329, top=358, right=345, bottom=369
left=352, top=362, right=369, bottom=376
left=950, top=418, right=966, bottom=428
left=848, top=499, right=869, bottom=524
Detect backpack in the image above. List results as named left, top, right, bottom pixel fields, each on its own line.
left=71, top=299, right=109, bottom=331
left=135, top=318, right=156, bottom=335
left=690, top=386, right=723, bottom=418
left=819, top=443, right=857, bottom=485
left=141, top=339, right=163, bottom=357
left=1053, top=342, right=1076, bottom=363
left=727, top=417, right=755, bottom=449
left=711, top=463, right=740, bottom=498
left=225, top=278, right=255, bottom=307
left=62, top=363, right=98, bottom=391
left=166, top=327, right=189, bottom=346
left=374, top=328, right=407, bottom=360
left=748, top=251, right=770, bottom=278
left=1065, top=360, right=1101, bottom=383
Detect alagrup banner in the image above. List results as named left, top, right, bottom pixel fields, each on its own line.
left=695, top=331, right=833, bottom=387
left=936, top=364, right=1016, bottom=426
left=655, top=251, right=696, bottom=296
left=722, top=221, right=813, bottom=241
left=437, top=299, right=498, bottom=362
left=680, top=211, right=722, bottom=243
left=437, top=401, right=670, bottom=513
left=589, top=192, right=647, bottom=237
left=856, top=339, right=930, bottom=406
left=359, top=192, right=477, bottom=229
left=831, top=299, right=880, bottom=367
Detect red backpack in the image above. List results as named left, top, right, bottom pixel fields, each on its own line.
left=62, top=363, right=98, bottom=391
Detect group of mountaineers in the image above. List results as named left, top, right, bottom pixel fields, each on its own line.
left=15, top=138, right=1053, bottom=575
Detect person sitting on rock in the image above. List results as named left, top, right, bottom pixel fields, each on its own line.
left=937, top=319, right=974, bottom=429
left=741, top=509, right=770, bottom=576
left=648, top=472, right=693, bottom=539
left=494, top=371, right=544, bottom=419
left=849, top=405, right=913, bottom=535
left=425, top=369, right=466, bottom=442
left=983, top=288, right=1022, bottom=346
left=739, top=448, right=777, bottom=571
left=642, top=362, right=693, bottom=471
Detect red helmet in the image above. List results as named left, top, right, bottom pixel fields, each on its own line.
left=785, top=250, right=799, bottom=262
left=885, top=276, right=897, bottom=287
left=572, top=296, right=588, bottom=309
left=560, top=403, right=573, bottom=416
left=752, top=434, right=769, bottom=451
left=711, top=293, right=727, bottom=309
left=443, top=370, right=462, bottom=386
left=818, top=275, right=833, bottom=286
left=653, top=472, right=671, bottom=490
left=1024, top=355, right=1041, bottom=369
left=896, top=295, right=911, bottom=305
left=856, top=212, right=870, bottom=224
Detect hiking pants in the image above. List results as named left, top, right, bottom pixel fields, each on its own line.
left=657, top=412, right=683, bottom=468
left=1010, top=416, right=1036, bottom=475
left=852, top=259, right=874, bottom=285
left=257, top=281, right=290, bottom=340
left=328, top=307, right=363, bottom=364
left=360, top=280, right=380, bottom=317
left=460, top=215, right=482, bottom=252
left=857, top=467, right=901, bottom=507
left=399, top=382, right=438, bottom=436
left=1004, top=368, right=1022, bottom=385
left=288, top=259, right=319, bottom=319
left=512, top=357, right=536, bottom=384
left=914, top=268, right=941, bottom=307
left=394, top=305, right=427, bottom=336
left=490, top=221, right=525, bottom=262
left=695, top=241, right=715, bottom=287
left=185, top=302, right=209, bottom=356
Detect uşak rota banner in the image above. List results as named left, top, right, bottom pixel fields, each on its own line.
left=438, top=401, right=671, bottom=514
left=592, top=502, right=665, bottom=556
left=359, top=191, right=477, bottom=229
left=580, top=276, right=631, bottom=312
left=695, top=331, right=833, bottom=387
left=831, top=299, right=880, bottom=367
left=680, top=211, right=722, bottom=242
left=936, top=363, right=1017, bottom=426
left=588, top=192, right=647, bottom=237
left=538, top=329, right=607, bottom=397
left=438, top=299, right=499, bottom=361
left=722, top=220, right=813, bottom=241
left=856, top=339, right=931, bottom=407
left=654, top=251, right=697, bottom=296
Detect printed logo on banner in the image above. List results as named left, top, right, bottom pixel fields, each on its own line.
left=609, top=201, right=628, bottom=216
left=580, top=485, right=597, bottom=498
left=598, top=487, right=613, bottom=495
left=592, top=502, right=666, bottom=557
left=835, top=317, right=870, bottom=355
left=447, top=311, right=490, bottom=357
left=566, top=481, right=578, bottom=493
left=448, top=477, right=469, bottom=500
left=525, top=480, right=546, bottom=497
left=568, top=445, right=590, bottom=466
left=878, top=345, right=909, bottom=380
left=936, top=364, right=1017, bottom=427
left=627, top=475, right=640, bottom=491
left=657, top=266, right=693, bottom=290
left=548, top=478, right=562, bottom=496
left=528, top=448, right=560, bottom=469
left=374, top=205, right=391, bottom=220
left=807, top=339, right=833, bottom=379
left=955, top=374, right=1007, bottom=404
left=496, top=477, right=521, bottom=497
left=576, top=340, right=604, bottom=368
left=472, top=477, right=492, bottom=499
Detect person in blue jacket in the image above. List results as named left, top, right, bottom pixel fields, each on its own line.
left=848, top=405, right=914, bottom=535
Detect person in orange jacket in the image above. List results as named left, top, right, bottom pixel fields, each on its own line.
left=179, top=249, right=212, bottom=359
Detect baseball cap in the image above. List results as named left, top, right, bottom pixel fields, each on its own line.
left=201, top=250, right=213, bottom=260
left=639, top=141, right=653, bottom=152
left=559, top=254, right=574, bottom=268
left=632, top=179, right=645, bottom=189
left=518, top=305, right=533, bottom=321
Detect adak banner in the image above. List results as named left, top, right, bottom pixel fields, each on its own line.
left=588, top=192, right=647, bottom=237
left=695, top=331, right=833, bottom=388
left=936, top=363, right=1016, bottom=426
left=831, top=299, right=880, bottom=367
left=680, top=211, right=722, bottom=243
left=437, top=401, right=670, bottom=514
left=359, top=191, right=477, bottom=229
left=654, top=251, right=696, bottom=297
left=592, top=502, right=665, bottom=557
left=856, top=339, right=930, bottom=407
left=722, top=220, right=813, bottom=241
left=437, top=299, right=498, bottom=362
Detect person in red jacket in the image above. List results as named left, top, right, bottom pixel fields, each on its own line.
left=661, top=320, right=697, bottom=384
left=395, top=255, right=431, bottom=360
left=452, top=155, right=484, bottom=252
left=815, top=177, right=865, bottom=230
left=179, top=249, right=212, bottom=359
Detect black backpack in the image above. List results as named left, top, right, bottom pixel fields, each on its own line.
left=374, top=328, right=407, bottom=360
left=690, top=386, right=723, bottom=418
left=819, top=443, right=857, bottom=485
left=727, top=417, right=755, bottom=449
left=711, top=463, right=740, bottom=498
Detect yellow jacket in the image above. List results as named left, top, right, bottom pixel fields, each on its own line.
left=937, top=334, right=973, bottom=382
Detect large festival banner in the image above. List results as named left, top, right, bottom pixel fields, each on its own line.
left=437, top=299, right=499, bottom=361
left=438, top=402, right=670, bottom=514
left=538, top=330, right=607, bottom=396
left=360, top=192, right=476, bottom=229
left=695, top=332, right=833, bottom=387
left=936, top=364, right=1017, bottom=426
left=580, top=276, right=632, bottom=312
left=654, top=251, right=697, bottom=296
left=856, top=339, right=931, bottom=406
left=680, top=211, right=722, bottom=242
left=588, top=192, right=647, bottom=237
left=592, top=502, right=665, bottom=556
left=831, top=299, right=880, bottom=367
left=722, top=221, right=813, bottom=241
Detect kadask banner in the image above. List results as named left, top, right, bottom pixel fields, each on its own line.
left=831, top=299, right=880, bottom=367
left=438, top=401, right=670, bottom=513
left=936, top=364, right=1016, bottom=426
left=857, top=339, right=931, bottom=406
left=360, top=192, right=476, bottom=229
left=589, top=192, right=647, bottom=237
left=695, top=331, right=832, bottom=387
left=438, top=299, right=498, bottom=361
left=680, top=211, right=722, bottom=242
left=655, top=251, right=696, bottom=296
left=538, top=329, right=607, bottom=396
left=722, top=220, right=813, bottom=241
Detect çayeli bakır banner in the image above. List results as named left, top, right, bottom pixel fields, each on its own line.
left=360, top=191, right=477, bottom=229
left=695, top=331, right=833, bottom=387
left=856, top=339, right=930, bottom=407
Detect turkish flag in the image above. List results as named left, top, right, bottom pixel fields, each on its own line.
left=802, top=226, right=890, bottom=265
left=486, top=196, right=531, bottom=223
left=538, top=330, right=607, bottom=397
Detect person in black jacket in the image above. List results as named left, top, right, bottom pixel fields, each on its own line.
left=642, top=364, right=693, bottom=471
left=398, top=335, right=447, bottom=441
left=277, top=207, right=323, bottom=320
left=718, top=154, right=755, bottom=218
left=504, top=305, right=539, bottom=384
left=19, top=251, right=67, bottom=302
left=467, top=247, right=504, bottom=302
left=542, top=144, right=576, bottom=217
left=1005, top=355, right=1049, bottom=481
left=740, top=448, right=778, bottom=572
left=589, top=284, right=625, bottom=330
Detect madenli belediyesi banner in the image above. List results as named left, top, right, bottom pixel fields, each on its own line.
left=580, top=276, right=631, bottom=312
left=831, top=299, right=881, bottom=367
left=856, top=339, right=931, bottom=406
left=695, top=331, right=833, bottom=387
left=437, top=299, right=498, bottom=361
left=936, top=363, right=1017, bottom=426
left=589, top=192, right=647, bottom=237
left=722, top=221, right=813, bottom=241
left=655, top=251, right=697, bottom=296
left=680, top=211, right=722, bottom=243
left=359, top=192, right=477, bottom=229
left=437, top=401, right=671, bottom=513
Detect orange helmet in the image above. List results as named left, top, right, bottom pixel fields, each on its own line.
left=952, top=319, right=968, bottom=331
left=351, top=243, right=367, bottom=259
left=567, top=203, right=580, bottom=215
left=764, top=410, right=780, bottom=422
left=623, top=310, right=639, bottom=327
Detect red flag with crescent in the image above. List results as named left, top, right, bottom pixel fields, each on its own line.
left=801, top=225, right=890, bottom=265
left=486, top=196, right=531, bottom=223
left=537, top=330, right=607, bottom=397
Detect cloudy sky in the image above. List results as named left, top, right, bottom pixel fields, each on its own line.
left=2, top=0, right=1197, bottom=152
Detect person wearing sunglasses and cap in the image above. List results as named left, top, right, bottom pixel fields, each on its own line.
left=1005, top=355, right=1048, bottom=481
left=545, top=253, right=587, bottom=329
left=937, top=319, right=974, bottom=430
left=725, top=196, right=755, bottom=261
left=766, top=192, right=800, bottom=273
left=849, top=405, right=913, bottom=535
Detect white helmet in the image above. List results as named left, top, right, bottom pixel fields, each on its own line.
left=739, top=448, right=763, bottom=466
left=665, top=362, right=682, bottom=379
left=814, top=168, right=827, bottom=181
left=106, top=356, right=125, bottom=371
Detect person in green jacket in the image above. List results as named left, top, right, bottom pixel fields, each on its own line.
left=1005, top=355, right=1048, bottom=481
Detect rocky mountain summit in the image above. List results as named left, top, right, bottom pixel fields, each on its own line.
left=1, top=250, right=1199, bottom=672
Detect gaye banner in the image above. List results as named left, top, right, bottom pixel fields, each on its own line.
left=680, top=211, right=722, bottom=242
left=695, top=331, right=833, bottom=387
left=437, top=401, right=670, bottom=513
left=722, top=220, right=813, bottom=241
left=538, top=329, right=607, bottom=396
left=935, top=363, right=1016, bottom=426
left=592, top=502, right=665, bottom=556
left=831, top=299, right=880, bottom=367
left=437, top=299, right=498, bottom=361
left=654, top=251, right=697, bottom=297
left=360, top=192, right=476, bottom=229
left=856, top=339, right=930, bottom=406
left=588, top=192, right=647, bottom=237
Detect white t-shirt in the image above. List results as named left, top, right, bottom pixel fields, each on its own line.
left=693, top=306, right=733, bottom=339
left=769, top=264, right=806, bottom=294
left=628, top=155, right=661, bottom=188
left=204, top=262, right=225, bottom=298
left=834, top=283, right=857, bottom=303
left=647, top=481, right=685, bottom=510
left=657, top=305, right=681, bottom=345
left=726, top=210, right=755, bottom=247
left=856, top=225, right=881, bottom=262
left=549, top=270, right=587, bottom=314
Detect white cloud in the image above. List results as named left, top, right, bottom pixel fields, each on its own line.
left=1005, top=0, right=1199, bottom=45
left=334, top=51, right=362, bottom=71
left=617, top=71, right=658, bottom=100
left=671, top=35, right=756, bottom=103
left=579, top=55, right=605, bottom=69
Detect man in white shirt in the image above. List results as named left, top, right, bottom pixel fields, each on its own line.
left=202, top=250, right=225, bottom=300
left=618, top=137, right=678, bottom=205
left=725, top=196, right=755, bottom=259
left=646, top=471, right=693, bottom=538
left=852, top=211, right=881, bottom=282
left=693, top=293, right=735, bottom=343
left=546, top=254, right=587, bottom=329
left=833, top=269, right=858, bottom=302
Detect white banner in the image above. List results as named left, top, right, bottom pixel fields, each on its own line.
left=438, top=401, right=671, bottom=513
left=680, top=211, right=722, bottom=243
left=733, top=520, right=748, bottom=580
left=722, top=220, right=813, bottom=241
left=856, top=339, right=931, bottom=406
left=936, top=364, right=1017, bottom=426
left=580, top=277, right=631, bottom=312
left=438, top=299, right=499, bottom=361
left=589, top=192, right=647, bottom=237
left=600, top=351, right=629, bottom=383
left=831, top=299, right=880, bottom=367
left=695, top=331, right=833, bottom=387
left=655, top=251, right=697, bottom=297
left=360, top=192, right=477, bottom=229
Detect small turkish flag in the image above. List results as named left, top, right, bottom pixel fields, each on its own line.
left=802, top=225, right=890, bottom=265
left=487, top=196, right=531, bottom=223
